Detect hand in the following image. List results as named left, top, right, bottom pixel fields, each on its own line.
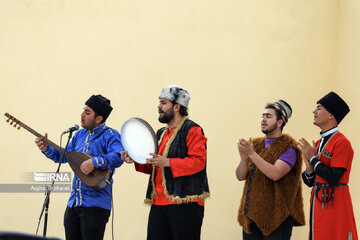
left=35, top=133, right=49, bottom=151
left=80, top=159, right=95, bottom=175
left=303, top=157, right=312, bottom=171
left=238, top=138, right=255, bottom=157
left=237, top=139, right=248, bottom=160
left=120, top=151, right=134, bottom=164
left=147, top=153, right=170, bottom=167
left=297, top=138, right=316, bottom=161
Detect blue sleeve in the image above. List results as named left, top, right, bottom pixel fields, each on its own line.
left=42, top=145, right=65, bottom=163
left=91, top=129, right=124, bottom=170
left=41, top=133, right=78, bottom=163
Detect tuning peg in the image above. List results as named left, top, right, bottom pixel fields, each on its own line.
left=17, top=126, right=21, bottom=130
left=6, top=118, right=9, bottom=123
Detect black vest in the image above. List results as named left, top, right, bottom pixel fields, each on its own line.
left=145, top=119, right=210, bottom=203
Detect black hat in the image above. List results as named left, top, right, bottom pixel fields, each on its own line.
left=85, top=94, right=113, bottom=122
left=317, top=91, right=350, bottom=124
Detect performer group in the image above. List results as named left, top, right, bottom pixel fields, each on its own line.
left=34, top=86, right=357, bottom=240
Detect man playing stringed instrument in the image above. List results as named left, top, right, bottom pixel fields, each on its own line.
left=35, top=94, right=124, bottom=240
left=121, top=85, right=210, bottom=240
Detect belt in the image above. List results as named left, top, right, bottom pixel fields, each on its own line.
left=313, top=182, right=347, bottom=209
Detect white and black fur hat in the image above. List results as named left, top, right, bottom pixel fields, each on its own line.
left=158, top=85, right=190, bottom=107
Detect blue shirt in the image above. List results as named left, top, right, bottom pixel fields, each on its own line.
left=43, top=123, right=124, bottom=210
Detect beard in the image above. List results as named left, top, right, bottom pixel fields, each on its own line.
left=158, top=107, right=175, bottom=123
left=261, top=122, right=277, bottom=134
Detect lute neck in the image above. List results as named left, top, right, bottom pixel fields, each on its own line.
left=5, top=113, right=62, bottom=152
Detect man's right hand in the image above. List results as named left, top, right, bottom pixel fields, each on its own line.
left=35, top=133, right=49, bottom=151
left=237, top=138, right=250, bottom=161
left=120, top=151, right=134, bottom=164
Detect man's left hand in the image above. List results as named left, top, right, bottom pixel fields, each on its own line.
left=80, top=159, right=95, bottom=175
left=147, top=153, right=170, bottom=167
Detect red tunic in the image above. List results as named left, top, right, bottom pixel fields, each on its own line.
left=310, top=132, right=358, bottom=240
left=135, top=125, right=207, bottom=206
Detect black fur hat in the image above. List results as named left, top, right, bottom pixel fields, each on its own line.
left=317, top=91, right=350, bottom=124
left=85, top=94, right=113, bottom=122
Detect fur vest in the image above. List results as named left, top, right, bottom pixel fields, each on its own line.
left=238, top=134, right=305, bottom=236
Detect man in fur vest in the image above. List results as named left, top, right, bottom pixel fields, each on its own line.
left=236, top=100, right=305, bottom=240
left=297, top=92, right=358, bottom=240
left=121, top=85, right=210, bottom=240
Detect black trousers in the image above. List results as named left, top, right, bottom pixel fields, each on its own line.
left=64, top=206, right=110, bottom=240
left=147, top=203, right=204, bottom=240
left=243, top=216, right=293, bottom=240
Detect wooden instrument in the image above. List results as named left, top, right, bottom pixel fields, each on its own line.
left=4, top=112, right=111, bottom=190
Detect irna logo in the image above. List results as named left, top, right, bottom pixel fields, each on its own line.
left=33, top=172, right=71, bottom=182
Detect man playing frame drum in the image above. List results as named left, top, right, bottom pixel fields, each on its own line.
left=121, top=85, right=210, bottom=240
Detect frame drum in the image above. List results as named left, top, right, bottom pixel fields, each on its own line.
left=121, top=118, right=158, bottom=164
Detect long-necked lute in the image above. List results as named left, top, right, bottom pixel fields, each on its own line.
left=4, top=112, right=111, bottom=190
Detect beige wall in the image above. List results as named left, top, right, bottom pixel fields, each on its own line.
left=337, top=0, right=360, bottom=235
left=0, top=0, right=357, bottom=239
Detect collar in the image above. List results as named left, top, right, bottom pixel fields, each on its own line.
left=89, top=122, right=107, bottom=134
left=165, top=127, right=176, bottom=136
left=320, top=126, right=338, bottom=138
left=265, top=137, right=277, bottom=142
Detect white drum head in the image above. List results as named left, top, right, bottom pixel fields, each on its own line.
left=121, top=118, right=158, bottom=164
